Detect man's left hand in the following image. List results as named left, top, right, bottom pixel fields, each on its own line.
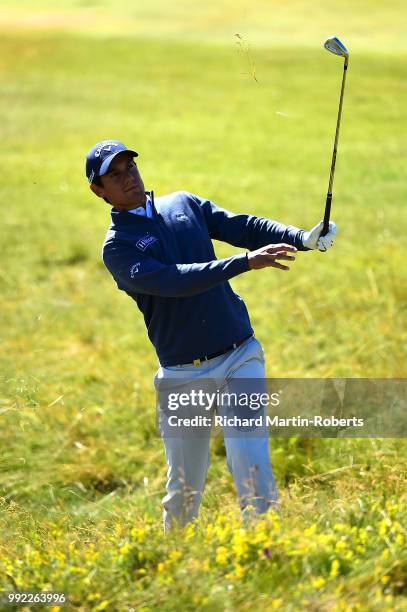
left=302, top=220, right=337, bottom=252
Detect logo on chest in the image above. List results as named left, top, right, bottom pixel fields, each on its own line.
left=136, top=234, right=158, bottom=251
left=176, top=212, right=189, bottom=222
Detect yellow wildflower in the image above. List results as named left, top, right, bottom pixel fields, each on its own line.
left=120, top=543, right=132, bottom=556
left=379, top=520, right=388, bottom=537
left=85, top=544, right=99, bottom=562
left=330, top=559, right=340, bottom=578
left=54, top=551, right=66, bottom=564
left=115, top=523, right=123, bottom=537
left=184, top=523, right=196, bottom=541
left=318, top=533, right=335, bottom=546
left=253, top=529, right=267, bottom=545
left=335, top=540, right=347, bottom=553
left=385, top=501, right=398, bottom=515
left=215, top=546, right=229, bottom=566
left=304, top=525, right=317, bottom=537
left=131, top=527, right=145, bottom=544
left=232, top=530, right=248, bottom=560
left=169, top=550, right=182, bottom=562
left=69, top=567, right=87, bottom=575
left=215, top=524, right=231, bottom=543
left=312, top=576, right=326, bottom=589
left=87, top=592, right=101, bottom=602
left=233, top=563, right=245, bottom=579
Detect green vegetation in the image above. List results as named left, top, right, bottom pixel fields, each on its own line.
left=0, top=1, right=406, bottom=609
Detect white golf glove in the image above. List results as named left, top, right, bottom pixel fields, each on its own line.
left=302, top=220, right=337, bottom=252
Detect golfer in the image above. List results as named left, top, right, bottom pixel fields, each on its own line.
left=86, top=140, right=336, bottom=531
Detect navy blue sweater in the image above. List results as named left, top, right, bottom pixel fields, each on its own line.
left=102, top=191, right=307, bottom=366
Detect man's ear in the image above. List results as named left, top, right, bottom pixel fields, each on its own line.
left=90, top=183, right=105, bottom=199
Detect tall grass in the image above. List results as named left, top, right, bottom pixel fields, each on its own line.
left=0, top=2, right=406, bottom=609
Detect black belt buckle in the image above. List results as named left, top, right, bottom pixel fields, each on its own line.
left=192, top=334, right=252, bottom=367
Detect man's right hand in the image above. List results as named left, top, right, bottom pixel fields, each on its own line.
left=247, top=244, right=297, bottom=271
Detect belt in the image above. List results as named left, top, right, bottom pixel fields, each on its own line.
left=182, top=334, right=253, bottom=367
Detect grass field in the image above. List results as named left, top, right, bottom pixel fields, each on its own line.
left=0, top=1, right=406, bottom=610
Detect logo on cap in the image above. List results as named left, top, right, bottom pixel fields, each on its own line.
left=94, top=142, right=119, bottom=158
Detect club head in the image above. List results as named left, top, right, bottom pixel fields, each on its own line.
left=324, top=37, right=349, bottom=59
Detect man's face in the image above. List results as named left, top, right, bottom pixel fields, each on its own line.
left=90, top=151, right=146, bottom=210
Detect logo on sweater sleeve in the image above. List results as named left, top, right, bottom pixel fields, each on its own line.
left=130, top=262, right=141, bottom=277
left=135, top=234, right=158, bottom=251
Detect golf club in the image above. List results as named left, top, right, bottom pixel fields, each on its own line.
left=321, top=36, right=349, bottom=237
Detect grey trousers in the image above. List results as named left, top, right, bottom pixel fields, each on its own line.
left=153, top=336, right=279, bottom=532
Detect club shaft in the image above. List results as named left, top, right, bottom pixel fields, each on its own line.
left=322, top=57, right=348, bottom=236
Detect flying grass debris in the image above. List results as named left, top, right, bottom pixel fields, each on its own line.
left=234, top=34, right=258, bottom=82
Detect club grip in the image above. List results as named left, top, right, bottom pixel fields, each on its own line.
left=321, top=193, right=332, bottom=237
